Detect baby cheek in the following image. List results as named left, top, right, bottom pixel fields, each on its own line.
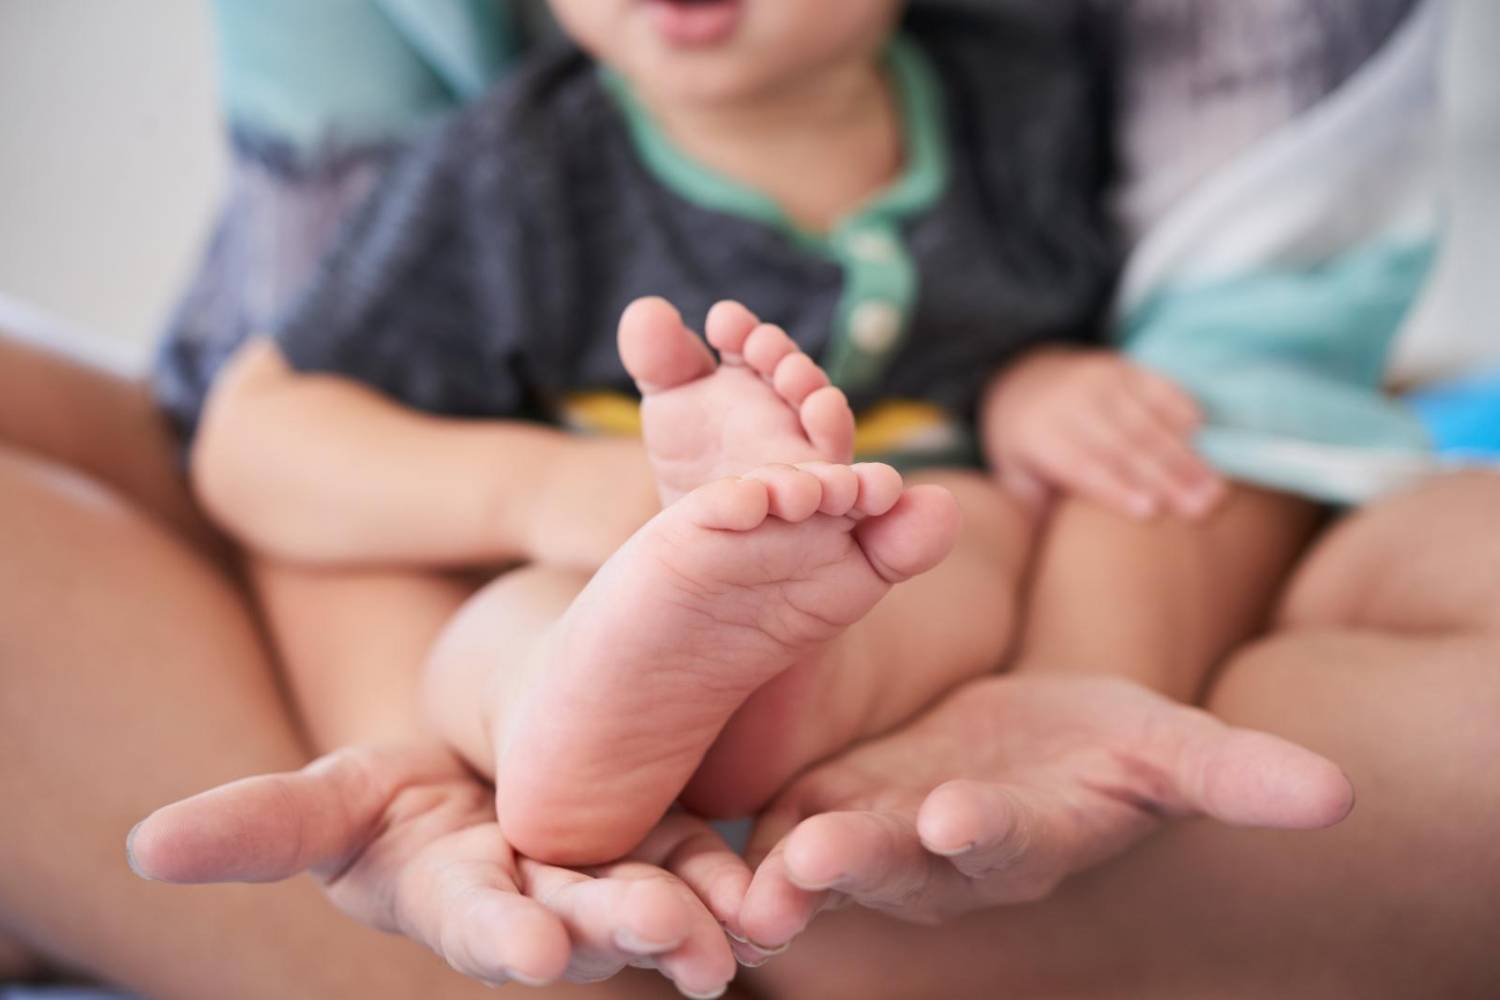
left=751, top=0, right=903, bottom=71
left=545, top=0, right=635, bottom=65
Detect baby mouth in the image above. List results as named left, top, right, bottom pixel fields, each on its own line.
left=643, top=0, right=744, bottom=47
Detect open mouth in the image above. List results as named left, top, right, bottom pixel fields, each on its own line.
left=642, top=0, right=744, bottom=46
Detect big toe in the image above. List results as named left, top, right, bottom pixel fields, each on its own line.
left=854, top=484, right=962, bottom=583
left=618, top=296, right=716, bottom=394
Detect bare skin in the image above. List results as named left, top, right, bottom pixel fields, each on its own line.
left=0, top=333, right=745, bottom=1000
left=108, top=289, right=1500, bottom=1000
left=135, top=477, right=1500, bottom=998
left=740, top=473, right=1500, bottom=999
left=424, top=297, right=973, bottom=864
left=982, top=346, right=1227, bottom=521
left=415, top=298, right=1056, bottom=867
left=738, top=482, right=1330, bottom=943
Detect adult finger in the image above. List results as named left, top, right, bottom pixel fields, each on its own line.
left=1157, top=709, right=1356, bottom=829
left=521, top=861, right=715, bottom=989
left=740, top=833, right=835, bottom=952
left=633, top=812, right=753, bottom=933
left=586, top=861, right=738, bottom=998
left=915, top=779, right=1143, bottom=903
left=775, top=811, right=949, bottom=923
left=393, top=825, right=572, bottom=986
left=127, top=744, right=461, bottom=885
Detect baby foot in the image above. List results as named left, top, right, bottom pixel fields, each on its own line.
left=496, top=301, right=959, bottom=866
left=619, top=296, right=857, bottom=503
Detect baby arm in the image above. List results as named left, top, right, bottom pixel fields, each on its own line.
left=981, top=346, right=1225, bottom=520
left=193, top=337, right=657, bottom=570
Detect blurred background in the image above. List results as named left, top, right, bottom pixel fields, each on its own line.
left=0, top=0, right=224, bottom=356
left=0, top=0, right=1494, bottom=373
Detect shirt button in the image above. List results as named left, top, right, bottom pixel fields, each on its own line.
left=849, top=300, right=903, bottom=353
left=845, top=229, right=900, bottom=262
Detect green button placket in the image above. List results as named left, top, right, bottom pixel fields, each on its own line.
left=823, top=222, right=917, bottom=390
left=601, top=35, right=948, bottom=396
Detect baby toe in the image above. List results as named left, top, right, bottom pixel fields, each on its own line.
left=743, top=323, right=799, bottom=376
left=800, top=385, right=855, bottom=463
left=772, top=352, right=831, bottom=407
left=704, top=300, right=761, bottom=358
left=744, top=464, right=824, bottom=522
left=849, top=462, right=904, bottom=518
left=797, top=462, right=860, bottom=517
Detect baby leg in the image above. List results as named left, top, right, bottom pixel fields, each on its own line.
left=430, top=464, right=956, bottom=866
left=249, top=559, right=477, bottom=749
left=685, top=470, right=1034, bottom=816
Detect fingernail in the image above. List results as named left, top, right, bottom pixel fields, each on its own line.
left=746, top=937, right=791, bottom=956
left=786, top=866, right=850, bottom=892
left=722, top=925, right=750, bottom=944
left=125, top=821, right=152, bottom=879
left=927, top=839, right=976, bottom=858
left=677, top=984, right=728, bottom=1000
left=730, top=937, right=772, bottom=968
left=506, top=969, right=553, bottom=988
left=615, top=929, right=680, bottom=955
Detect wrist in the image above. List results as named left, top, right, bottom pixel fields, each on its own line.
left=506, top=432, right=657, bottom=565
left=483, top=425, right=570, bottom=561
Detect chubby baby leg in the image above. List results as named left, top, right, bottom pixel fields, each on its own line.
left=684, top=469, right=1034, bottom=817
left=428, top=460, right=955, bottom=867
left=429, top=299, right=1037, bottom=868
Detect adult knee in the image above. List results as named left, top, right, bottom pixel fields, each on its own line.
left=1278, top=471, right=1500, bottom=635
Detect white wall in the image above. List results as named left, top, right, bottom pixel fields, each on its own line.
left=0, top=0, right=225, bottom=354
left=1393, top=0, right=1500, bottom=379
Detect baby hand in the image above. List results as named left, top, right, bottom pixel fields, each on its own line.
left=981, top=348, right=1224, bottom=519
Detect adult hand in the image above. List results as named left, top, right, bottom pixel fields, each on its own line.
left=128, top=745, right=747, bottom=997
left=739, top=674, right=1353, bottom=946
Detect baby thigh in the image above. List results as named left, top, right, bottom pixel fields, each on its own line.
left=710, top=467, right=1035, bottom=793
left=423, top=564, right=592, bottom=774
left=249, top=559, right=481, bottom=751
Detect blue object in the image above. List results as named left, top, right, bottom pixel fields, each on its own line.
left=1408, top=367, right=1500, bottom=458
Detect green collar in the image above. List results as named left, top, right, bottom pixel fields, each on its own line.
left=599, top=35, right=948, bottom=251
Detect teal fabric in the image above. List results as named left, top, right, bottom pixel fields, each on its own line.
left=210, top=0, right=521, bottom=150
left=1123, top=239, right=1439, bottom=499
